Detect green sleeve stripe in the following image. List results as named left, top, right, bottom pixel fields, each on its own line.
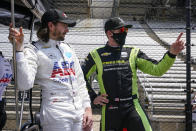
left=90, top=50, right=106, bottom=94
left=85, top=64, right=96, bottom=92
left=137, top=54, right=175, bottom=76
left=101, top=106, right=106, bottom=131
left=129, top=47, right=140, bottom=96
left=132, top=50, right=175, bottom=131
left=86, top=64, right=96, bottom=80
left=130, top=48, right=152, bottom=131
left=90, top=49, right=106, bottom=131
left=134, top=99, right=152, bottom=131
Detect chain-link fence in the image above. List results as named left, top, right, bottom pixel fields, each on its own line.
left=1, top=0, right=196, bottom=130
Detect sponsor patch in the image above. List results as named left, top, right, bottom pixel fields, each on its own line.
left=50, top=61, right=75, bottom=78
left=121, top=52, right=128, bottom=58
left=101, top=52, right=111, bottom=57
left=108, top=105, right=118, bottom=110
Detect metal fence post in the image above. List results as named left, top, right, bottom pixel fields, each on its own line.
left=185, top=0, right=192, bottom=130
left=112, top=0, right=119, bottom=17
left=11, top=0, right=20, bottom=130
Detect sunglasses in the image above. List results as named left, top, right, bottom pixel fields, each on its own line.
left=119, top=27, right=128, bottom=33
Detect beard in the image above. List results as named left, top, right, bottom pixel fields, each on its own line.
left=52, top=29, right=65, bottom=41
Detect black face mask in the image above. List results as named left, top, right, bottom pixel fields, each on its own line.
left=112, top=32, right=127, bottom=46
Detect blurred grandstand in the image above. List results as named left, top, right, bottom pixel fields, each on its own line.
left=1, top=0, right=196, bottom=130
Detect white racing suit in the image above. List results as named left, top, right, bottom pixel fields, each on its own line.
left=0, top=54, right=12, bottom=130
left=16, top=39, right=91, bottom=131
left=0, top=55, right=12, bottom=100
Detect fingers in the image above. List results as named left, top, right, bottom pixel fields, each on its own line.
left=86, top=116, right=93, bottom=127
left=83, top=119, right=93, bottom=131
left=177, top=40, right=185, bottom=50
left=176, top=32, right=183, bottom=42
left=83, top=122, right=93, bottom=131
left=82, top=118, right=88, bottom=130
left=180, top=40, right=185, bottom=49
left=8, top=28, right=18, bottom=43
left=101, top=94, right=108, bottom=97
left=97, top=100, right=108, bottom=105
left=8, top=27, right=18, bottom=39
left=9, top=28, right=18, bottom=36
left=9, top=23, right=13, bottom=29
left=19, top=27, right=24, bottom=37
left=93, top=94, right=109, bottom=105
left=101, top=97, right=109, bottom=104
left=170, top=33, right=185, bottom=55
left=82, top=114, right=93, bottom=131
left=170, top=38, right=185, bottom=55
left=9, top=23, right=22, bottom=36
left=83, top=115, right=87, bottom=127
left=100, top=94, right=109, bottom=104
left=83, top=124, right=93, bottom=131
left=8, top=24, right=24, bottom=44
left=193, top=105, right=196, bottom=111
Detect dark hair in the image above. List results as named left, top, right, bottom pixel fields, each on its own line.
left=37, top=26, right=49, bottom=43
left=37, top=22, right=57, bottom=43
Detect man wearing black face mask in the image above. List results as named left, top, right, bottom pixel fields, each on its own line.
left=105, top=17, right=130, bottom=46
left=82, top=17, right=185, bottom=131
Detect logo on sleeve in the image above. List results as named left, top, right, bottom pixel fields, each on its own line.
left=65, top=52, right=72, bottom=58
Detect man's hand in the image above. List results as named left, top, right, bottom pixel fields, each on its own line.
left=193, top=104, right=196, bottom=111
left=93, top=94, right=109, bottom=106
left=8, top=23, right=24, bottom=51
left=169, top=32, right=185, bottom=55
left=83, top=107, right=93, bottom=131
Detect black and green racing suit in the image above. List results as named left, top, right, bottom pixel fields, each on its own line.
left=82, top=44, right=176, bottom=131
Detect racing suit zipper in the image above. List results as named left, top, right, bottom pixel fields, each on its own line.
left=56, top=44, right=77, bottom=109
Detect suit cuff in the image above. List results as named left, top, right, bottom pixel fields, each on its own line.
left=167, top=51, right=176, bottom=58
left=83, top=101, right=91, bottom=109
left=16, top=52, right=24, bottom=61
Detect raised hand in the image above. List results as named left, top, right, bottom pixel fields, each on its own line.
left=169, top=32, right=185, bottom=55
left=8, top=23, right=24, bottom=51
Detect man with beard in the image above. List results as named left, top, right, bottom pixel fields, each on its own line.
left=82, top=17, right=185, bottom=131
left=8, top=9, right=92, bottom=131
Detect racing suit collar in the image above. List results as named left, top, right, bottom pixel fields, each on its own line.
left=105, top=42, right=122, bottom=52
left=41, top=39, right=60, bottom=48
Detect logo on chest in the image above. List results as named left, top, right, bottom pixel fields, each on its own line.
left=51, top=61, right=75, bottom=78
left=101, top=52, right=111, bottom=57
left=47, top=53, right=57, bottom=59
left=121, top=52, right=128, bottom=58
